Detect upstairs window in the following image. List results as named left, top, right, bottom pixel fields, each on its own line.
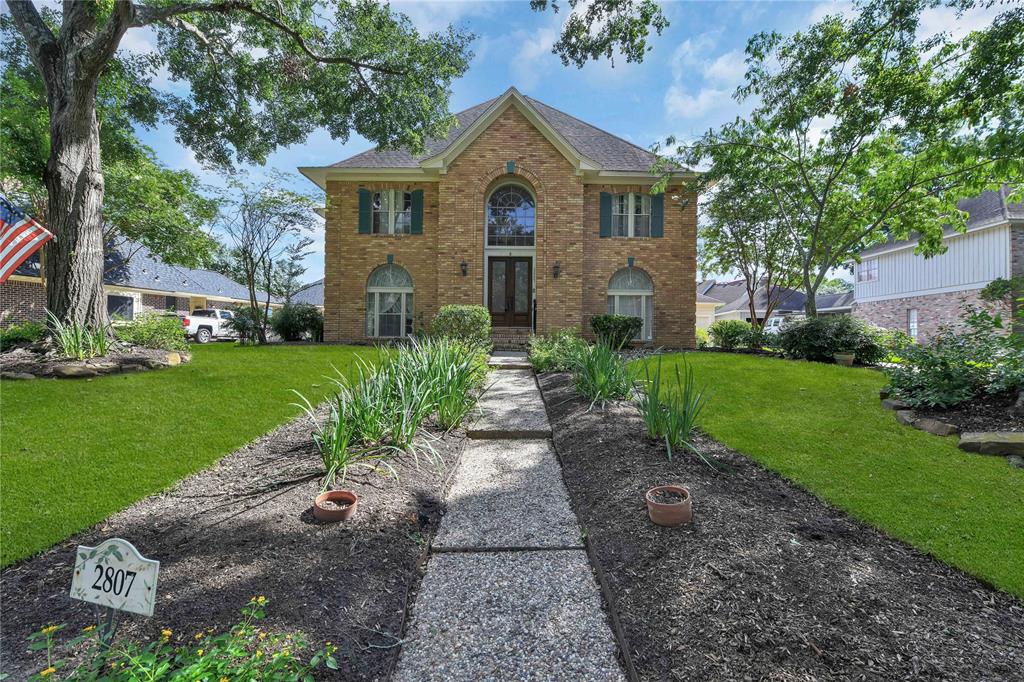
left=373, top=190, right=413, bottom=234
left=857, top=258, right=878, bottom=282
left=611, top=193, right=651, bottom=237
left=487, top=184, right=535, bottom=246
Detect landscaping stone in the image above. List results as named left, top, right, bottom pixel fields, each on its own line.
left=880, top=398, right=909, bottom=410
left=433, top=439, right=581, bottom=550
left=52, top=365, right=99, bottom=378
left=86, top=361, right=120, bottom=373
left=1, top=372, right=36, bottom=380
left=879, top=387, right=890, bottom=400
left=913, top=418, right=959, bottom=437
left=392, top=551, right=624, bottom=682
left=895, top=409, right=917, bottom=426
left=468, top=369, right=551, bottom=438
left=1008, top=455, right=1024, bottom=469
left=958, top=432, right=1024, bottom=456
left=165, top=351, right=182, bottom=366
left=120, top=364, right=145, bottom=373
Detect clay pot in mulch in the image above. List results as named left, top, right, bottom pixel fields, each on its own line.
left=312, top=490, right=359, bottom=522
left=645, top=485, right=692, bottom=527
left=833, top=352, right=855, bottom=367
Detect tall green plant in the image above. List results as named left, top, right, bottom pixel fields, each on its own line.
left=47, top=311, right=108, bottom=360
left=635, top=356, right=716, bottom=468
left=572, top=343, right=633, bottom=407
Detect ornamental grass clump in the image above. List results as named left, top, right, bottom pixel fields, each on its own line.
left=635, top=356, right=716, bottom=468
left=572, top=342, right=632, bottom=407
left=47, top=311, right=109, bottom=359
left=528, top=327, right=589, bottom=372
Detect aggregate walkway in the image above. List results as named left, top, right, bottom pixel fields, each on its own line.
left=392, top=359, right=625, bottom=682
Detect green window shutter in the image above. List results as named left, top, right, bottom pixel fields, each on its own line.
left=650, top=193, right=664, bottom=238
left=410, top=189, right=424, bottom=234
left=599, top=192, right=612, bottom=237
left=357, top=188, right=372, bottom=234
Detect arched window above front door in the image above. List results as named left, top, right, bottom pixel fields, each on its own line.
left=607, top=267, right=654, bottom=341
left=366, top=264, right=413, bottom=338
left=487, top=184, right=535, bottom=247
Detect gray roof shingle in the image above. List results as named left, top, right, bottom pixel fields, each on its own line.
left=329, top=89, right=657, bottom=173
left=291, top=278, right=324, bottom=306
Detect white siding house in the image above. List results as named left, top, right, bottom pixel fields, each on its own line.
left=853, top=188, right=1023, bottom=341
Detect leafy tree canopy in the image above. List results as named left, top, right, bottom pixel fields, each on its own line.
left=656, top=0, right=1023, bottom=315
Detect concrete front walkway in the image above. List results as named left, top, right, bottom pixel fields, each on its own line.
left=392, top=359, right=625, bottom=681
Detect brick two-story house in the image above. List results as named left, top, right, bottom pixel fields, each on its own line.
left=299, top=88, right=698, bottom=348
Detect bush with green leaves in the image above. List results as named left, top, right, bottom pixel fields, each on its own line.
left=776, top=315, right=884, bottom=364
left=270, top=303, right=324, bottom=342
left=635, top=356, right=715, bottom=466
left=227, top=306, right=264, bottom=345
left=0, top=320, right=46, bottom=351
left=431, top=304, right=492, bottom=347
left=694, top=327, right=710, bottom=349
left=707, top=319, right=751, bottom=350
left=528, top=327, right=589, bottom=372
left=590, top=314, right=642, bottom=349
left=114, top=313, right=189, bottom=351
left=885, top=304, right=1023, bottom=408
left=572, top=342, right=632, bottom=406
left=25, top=597, right=336, bottom=681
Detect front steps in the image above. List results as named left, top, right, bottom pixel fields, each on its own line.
left=490, top=326, right=532, bottom=351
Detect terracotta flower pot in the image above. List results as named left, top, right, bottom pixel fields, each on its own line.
left=646, top=485, right=692, bottom=527
left=833, top=352, right=855, bottom=367
left=313, top=490, right=359, bottom=522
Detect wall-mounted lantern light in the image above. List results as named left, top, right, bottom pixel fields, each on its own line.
left=553, top=261, right=561, bottom=279
left=460, top=260, right=468, bottom=277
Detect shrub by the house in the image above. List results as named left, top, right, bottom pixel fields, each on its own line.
left=114, top=313, right=189, bottom=351
left=432, top=305, right=492, bottom=347
left=695, top=327, right=710, bottom=349
left=270, top=303, right=324, bottom=341
left=0, top=321, right=46, bottom=351
left=528, top=328, right=589, bottom=372
left=708, top=320, right=751, bottom=350
left=776, top=315, right=884, bottom=364
left=590, top=314, right=642, bottom=349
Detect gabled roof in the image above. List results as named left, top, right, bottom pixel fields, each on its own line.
left=859, top=186, right=1023, bottom=258
left=15, top=243, right=280, bottom=304
left=300, top=87, right=681, bottom=187
left=291, top=278, right=324, bottom=306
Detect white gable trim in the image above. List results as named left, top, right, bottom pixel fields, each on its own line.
left=419, top=87, right=602, bottom=173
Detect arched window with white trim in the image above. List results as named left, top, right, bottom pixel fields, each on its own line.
left=366, top=264, right=413, bottom=337
left=487, top=183, right=535, bottom=246
left=607, top=267, right=653, bottom=341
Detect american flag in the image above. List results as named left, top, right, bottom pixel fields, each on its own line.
left=0, top=195, right=54, bottom=284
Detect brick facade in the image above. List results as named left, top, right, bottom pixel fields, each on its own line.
left=322, top=106, right=697, bottom=347
left=853, top=288, right=1006, bottom=342
left=1, top=279, right=48, bottom=326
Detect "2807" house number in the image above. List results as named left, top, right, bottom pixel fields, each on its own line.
left=70, top=538, right=160, bottom=617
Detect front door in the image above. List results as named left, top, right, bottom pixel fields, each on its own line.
left=488, top=256, right=532, bottom=327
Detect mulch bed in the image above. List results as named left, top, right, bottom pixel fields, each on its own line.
left=538, top=371, right=1024, bottom=681
left=915, top=393, right=1023, bottom=432
left=0, top=412, right=464, bottom=680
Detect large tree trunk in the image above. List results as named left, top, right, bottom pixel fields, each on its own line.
left=44, top=98, right=107, bottom=328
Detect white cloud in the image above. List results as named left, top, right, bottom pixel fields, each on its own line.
left=390, top=0, right=491, bottom=36
left=704, top=49, right=746, bottom=83
left=510, top=26, right=559, bottom=91
left=664, top=85, right=733, bottom=119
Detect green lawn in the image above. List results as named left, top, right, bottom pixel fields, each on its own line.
left=1, top=344, right=379, bottom=566
left=645, top=352, right=1024, bottom=597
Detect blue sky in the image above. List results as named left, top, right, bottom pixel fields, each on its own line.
left=122, top=0, right=983, bottom=283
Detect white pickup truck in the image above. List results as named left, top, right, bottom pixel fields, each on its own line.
left=183, top=309, right=238, bottom=343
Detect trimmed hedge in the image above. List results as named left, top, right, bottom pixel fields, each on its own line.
left=776, top=315, right=885, bottom=364
left=591, top=314, right=642, bottom=349
left=708, top=320, right=751, bottom=350
left=432, top=304, right=491, bottom=347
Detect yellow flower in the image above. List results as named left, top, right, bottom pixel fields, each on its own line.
left=161, top=628, right=172, bottom=640
left=258, top=631, right=266, bottom=640
left=83, top=625, right=96, bottom=633
left=220, top=678, right=230, bottom=682
left=40, top=668, right=56, bottom=677
left=40, top=625, right=59, bottom=636
left=197, top=649, right=204, bottom=657
left=255, top=595, right=267, bottom=605
left=194, top=632, right=204, bottom=640
left=255, top=650, right=263, bottom=658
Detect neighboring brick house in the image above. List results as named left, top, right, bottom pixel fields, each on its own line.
left=0, top=242, right=280, bottom=326
left=299, top=88, right=698, bottom=348
left=852, top=187, right=1023, bottom=342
